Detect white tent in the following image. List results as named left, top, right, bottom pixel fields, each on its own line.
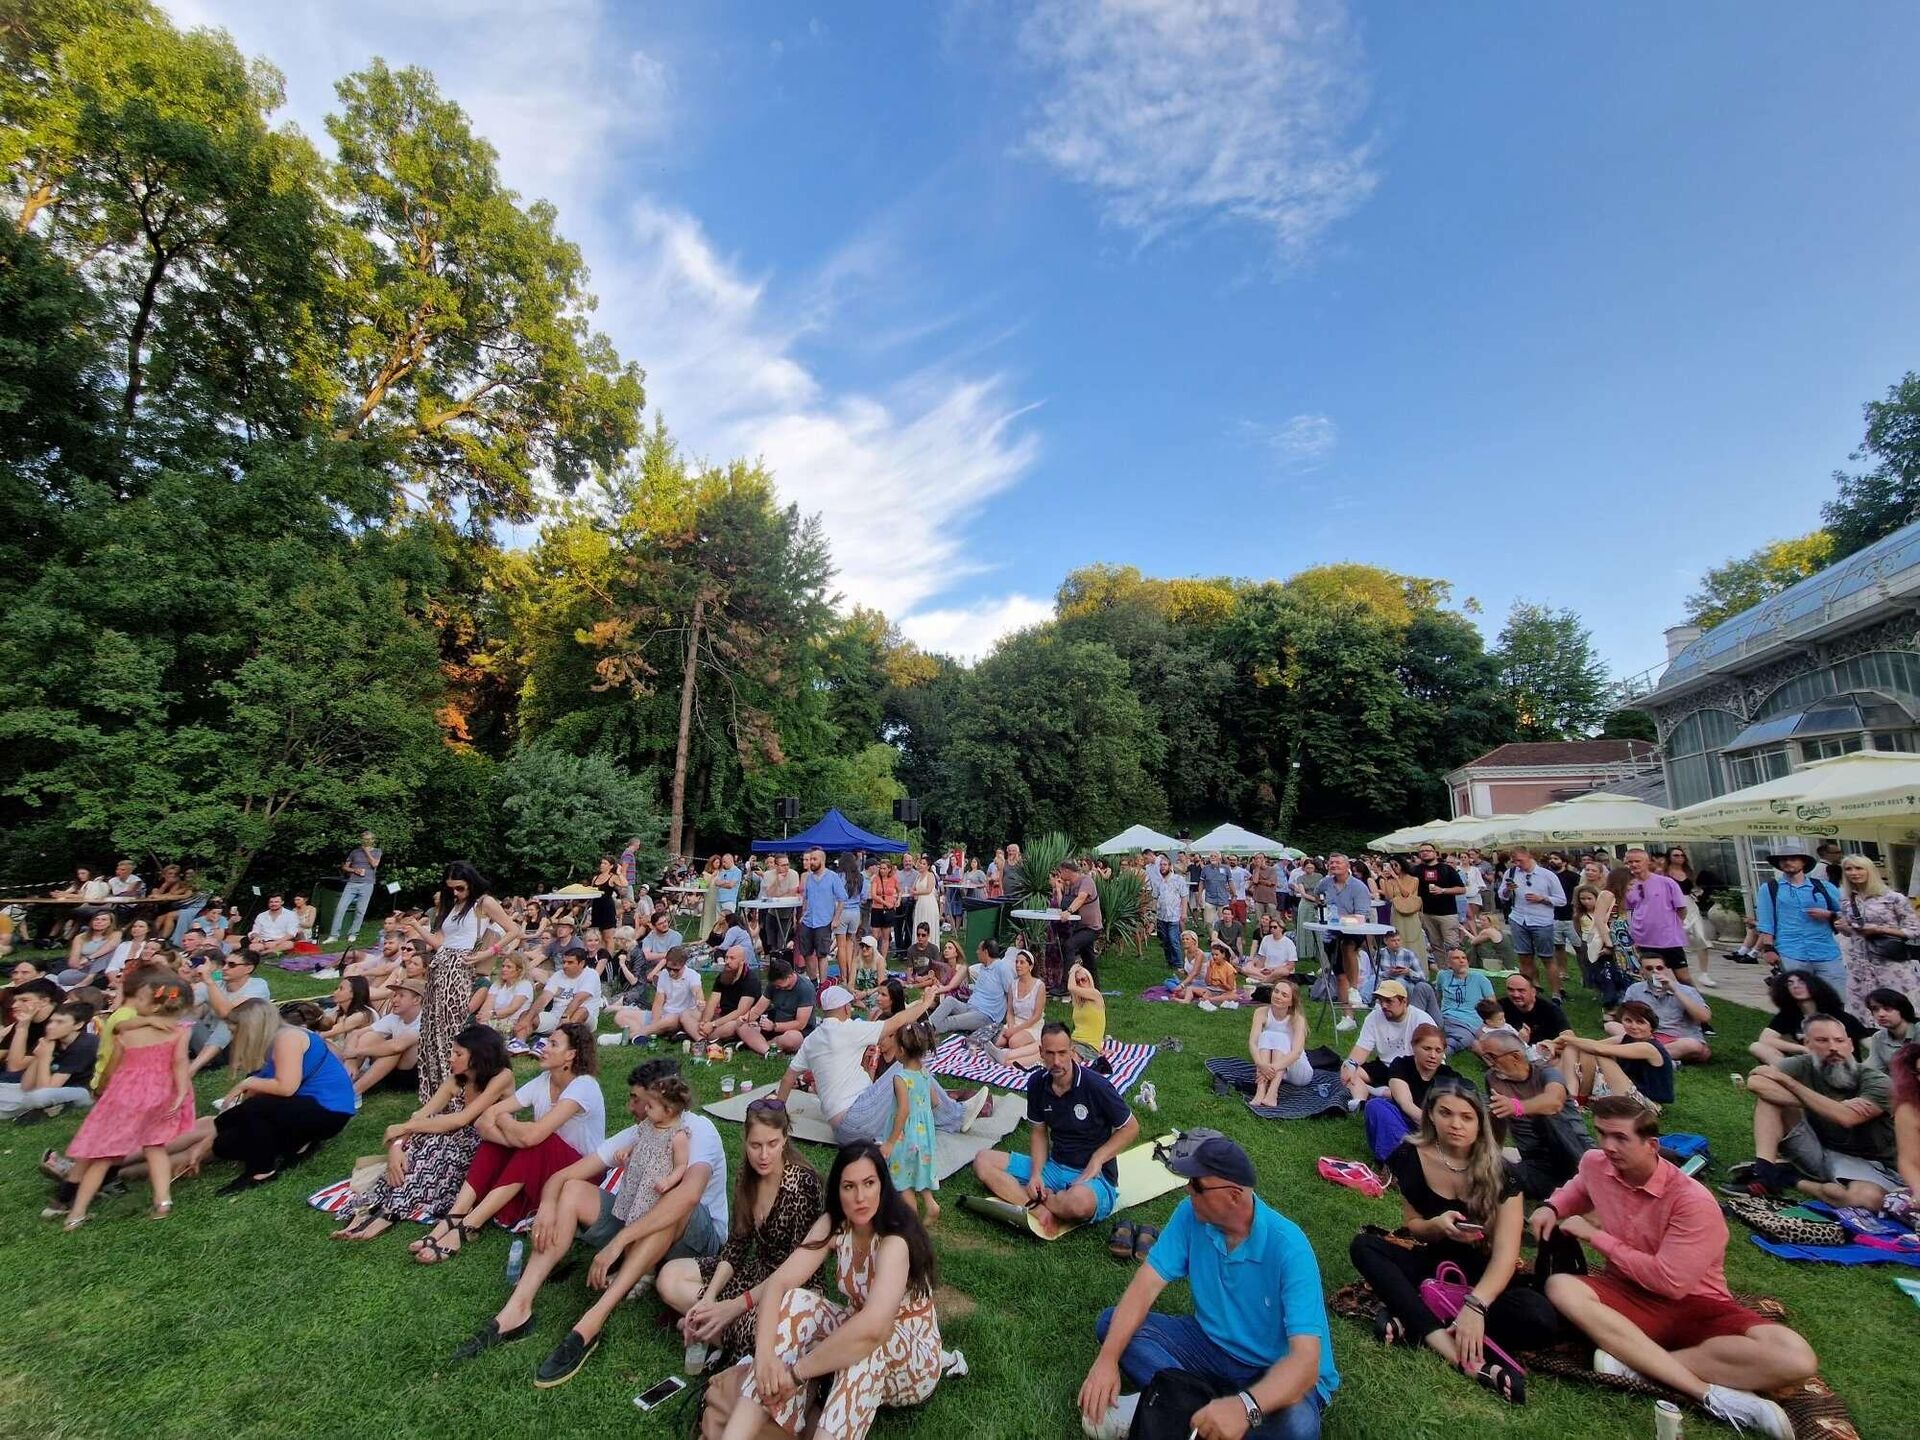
left=1093, top=824, right=1185, bottom=854
left=1187, top=823, right=1299, bottom=857
left=1420, top=813, right=1527, bottom=849
left=1503, top=792, right=1674, bottom=845
left=1368, top=820, right=1448, bottom=850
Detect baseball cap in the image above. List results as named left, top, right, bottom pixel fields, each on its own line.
left=1373, top=979, right=1409, bottom=1000
left=818, top=985, right=854, bottom=1011
left=858, top=935, right=878, bottom=950
left=1155, top=1128, right=1256, bottom=1188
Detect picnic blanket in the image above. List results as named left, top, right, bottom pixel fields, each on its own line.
left=1329, top=1280, right=1859, bottom=1440
left=1203, top=1056, right=1348, bottom=1119
left=1750, top=1236, right=1920, bottom=1267
left=307, top=1164, right=626, bottom=1227
left=926, top=1035, right=1159, bottom=1098
left=958, top=1131, right=1183, bottom=1241
left=703, top=1084, right=1023, bottom=1183
left=1139, top=984, right=1256, bottom=1005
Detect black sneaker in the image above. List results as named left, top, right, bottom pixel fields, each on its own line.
left=451, top=1314, right=536, bottom=1362
left=534, top=1329, right=598, bottom=1388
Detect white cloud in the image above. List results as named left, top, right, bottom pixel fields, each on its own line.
left=895, top=594, right=1055, bottom=662
left=163, top=1, right=1043, bottom=631
left=1242, top=411, right=1338, bottom=470
left=1016, top=0, right=1375, bottom=252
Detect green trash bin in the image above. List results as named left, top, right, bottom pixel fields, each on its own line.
left=960, top=898, right=1009, bottom=955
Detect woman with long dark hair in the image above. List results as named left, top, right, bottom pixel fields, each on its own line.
left=331, top=1023, right=516, bottom=1242
left=659, top=1096, right=825, bottom=1372
left=1748, top=970, right=1868, bottom=1067
left=710, top=1141, right=951, bottom=1440
left=400, top=862, right=521, bottom=1102
left=1349, top=1080, right=1551, bottom=1404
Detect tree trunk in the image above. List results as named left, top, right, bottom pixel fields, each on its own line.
left=1275, top=732, right=1305, bottom=835
left=16, top=179, right=55, bottom=232
left=123, top=251, right=167, bottom=419
left=668, top=589, right=704, bottom=855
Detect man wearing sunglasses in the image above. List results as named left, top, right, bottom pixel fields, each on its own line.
left=1079, top=1130, right=1338, bottom=1439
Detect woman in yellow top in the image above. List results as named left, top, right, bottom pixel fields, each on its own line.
left=1065, top=958, right=1105, bottom=1065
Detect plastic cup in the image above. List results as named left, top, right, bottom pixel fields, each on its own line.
left=721, top=1076, right=736, bottom=1096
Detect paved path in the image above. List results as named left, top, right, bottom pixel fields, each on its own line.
left=1695, top=942, right=1773, bottom=1013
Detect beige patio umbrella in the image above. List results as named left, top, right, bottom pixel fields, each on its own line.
left=1658, top=752, right=1920, bottom=844
left=1504, top=791, right=1675, bottom=846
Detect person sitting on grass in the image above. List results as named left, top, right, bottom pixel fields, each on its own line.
left=476, top=953, right=536, bottom=1034
left=1078, top=1130, right=1338, bottom=1440
left=973, top=1022, right=1137, bottom=1238
left=1339, top=980, right=1437, bottom=1113
left=331, top=1023, right=516, bottom=1242
left=833, top=1026, right=993, bottom=1149
left=1245, top=917, right=1298, bottom=983
left=184, top=950, right=271, bottom=1076
left=906, top=936, right=962, bottom=999
left=246, top=893, right=301, bottom=957
left=341, top=978, right=423, bottom=1096
left=612, top=944, right=703, bottom=1045
left=1350, top=1081, right=1553, bottom=1405
left=1732, top=1013, right=1903, bottom=1208
left=1608, top=953, right=1712, bottom=1064
left=1500, top=971, right=1571, bottom=1047
left=1479, top=1029, right=1592, bottom=1201
left=707, top=1141, right=951, bottom=1440
left=1864, top=988, right=1917, bottom=1073
left=315, top=975, right=377, bottom=1050
left=738, top=960, right=816, bottom=1058
left=777, top=983, right=934, bottom=1136
left=1248, top=978, right=1311, bottom=1108
left=696, top=945, right=765, bottom=1047
left=1473, top=997, right=1519, bottom=1048
left=1361, top=1022, right=1458, bottom=1161
left=1531, top=1097, right=1812, bottom=1440
left=1748, top=970, right=1868, bottom=1067
left=345, top=932, right=405, bottom=987
left=658, top=1096, right=824, bottom=1376
left=517, top=948, right=605, bottom=1043
left=0, top=1000, right=99, bottom=1122
left=1172, top=938, right=1241, bottom=1009
left=1434, top=947, right=1495, bottom=1055
left=452, top=1059, right=729, bottom=1379
left=413, top=1021, right=605, bottom=1263
left=1550, top=1001, right=1674, bottom=1111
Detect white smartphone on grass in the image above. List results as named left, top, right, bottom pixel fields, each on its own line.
left=633, top=1374, right=688, bottom=1412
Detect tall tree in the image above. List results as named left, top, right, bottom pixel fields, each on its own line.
left=1823, top=372, right=1920, bottom=560
left=325, top=60, right=645, bottom=524
left=1494, top=602, right=1610, bottom=740
left=1685, top=530, right=1834, bottom=628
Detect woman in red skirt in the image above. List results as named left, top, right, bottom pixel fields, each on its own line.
left=413, top=1021, right=606, bottom=1263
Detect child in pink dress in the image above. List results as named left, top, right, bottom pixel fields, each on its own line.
left=62, top=973, right=196, bottom=1229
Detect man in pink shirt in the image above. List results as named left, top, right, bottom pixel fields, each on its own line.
left=1529, top=1097, right=1812, bottom=1440
left=1623, top=847, right=1697, bottom=984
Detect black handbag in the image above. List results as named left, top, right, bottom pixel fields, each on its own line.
left=1129, top=1369, right=1232, bottom=1440
left=1848, top=896, right=1920, bottom=963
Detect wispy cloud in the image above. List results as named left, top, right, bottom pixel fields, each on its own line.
left=895, top=593, right=1055, bottom=662
left=163, top=0, right=1042, bottom=629
left=1240, top=411, right=1338, bottom=471
left=1015, top=0, right=1375, bottom=253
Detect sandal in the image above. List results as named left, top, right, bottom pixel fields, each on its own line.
left=1131, top=1224, right=1160, bottom=1261
left=417, top=1220, right=478, bottom=1265
left=148, top=1200, right=173, bottom=1220
left=1373, top=1307, right=1406, bottom=1347
left=411, top=1216, right=455, bottom=1254
left=62, top=1214, right=89, bottom=1233
left=1108, top=1220, right=1138, bottom=1260
left=1473, top=1355, right=1526, bottom=1404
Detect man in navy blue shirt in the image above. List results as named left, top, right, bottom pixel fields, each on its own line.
left=973, top=1022, right=1138, bottom=1237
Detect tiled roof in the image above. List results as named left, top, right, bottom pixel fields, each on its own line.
left=1460, top=740, right=1659, bottom=769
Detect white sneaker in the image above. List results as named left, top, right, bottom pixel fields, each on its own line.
left=1335, top=1014, right=1358, bottom=1033
left=1196, top=1000, right=1219, bottom=1012
left=313, top=968, right=339, bottom=980
left=596, top=1032, right=627, bottom=1047
left=1138, top=1082, right=1159, bottom=1113
left=1592, top=1349, right=1649, bottom=1384
left=940, top=1348, right=968, bottom=1378
left=1698, top=973, right=1719, bottom=988
left=1703, top=1384, right=1793, bottom=1440
left=1082, top=1393, right=1138, bottom=1440
left=960, top=1086, right=992, bottom=1133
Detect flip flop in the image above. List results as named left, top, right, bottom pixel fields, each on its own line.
left=1108, top=1220, right=1138, bottom=1260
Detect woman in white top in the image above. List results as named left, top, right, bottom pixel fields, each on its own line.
left=1249, top=977, right=1311, bottom=1105
left=478, top=953, right=536, bottom=1032
left=909, top=857, right=941, bottom=945
left=987, top=949, right=1049, bottom=1068
left=1246, top=917, right=1299, bottom=983
left=403, top=861, right=522, bottom=1105
left=415, top=1021, right=604, bottom=1263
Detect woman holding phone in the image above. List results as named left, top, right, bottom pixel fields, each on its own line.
left=1347, top=1081, right=1554, bottom=1404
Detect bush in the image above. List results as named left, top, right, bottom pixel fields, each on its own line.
left=493, top=746, right=666, bottom=890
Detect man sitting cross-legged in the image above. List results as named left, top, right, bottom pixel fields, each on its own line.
left=1733, top=1012, right=1905, bottom=1207
left=343, top=978, right=423, bottom=1096
left=1078, top=1130, right=1339, bottom=1439
left=1338, top=980, right=1436, bottom=1113
left=1530, top=1096, right=1812, bottom=1440
left=694, top=945, right=764, bottom=1047
left=974, top=1022, right=1138, bottom=1237
left=451, top=1058, right=727, bottom=1380
left=514, top=948, right=604, bottom=1045
left=611, top=945, right=704, bottom=1044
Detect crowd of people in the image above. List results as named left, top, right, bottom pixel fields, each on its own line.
left=4, top=828, right=1919, bottom=1440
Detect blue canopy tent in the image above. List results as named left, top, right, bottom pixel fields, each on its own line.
left=749, top=808, right=908, bottom=854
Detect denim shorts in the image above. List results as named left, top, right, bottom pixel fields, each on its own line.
left=1003, top=1154, right=1118, bottom=1220
left=1511, top=923, right=1557, bottom=959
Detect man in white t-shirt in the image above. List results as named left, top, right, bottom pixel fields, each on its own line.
left=778, top=983, right=935, bottom=1133
left=1339, top=980, right=1437, bottom=1110
left=454, top=1058, right=726, bottom=1375
left=345, top=980, right=423, bottom=1095
left=247, top=894, right=302, bottom=956
left=1244, top=923, right=1298, bottom=983
left=613, top=946, right=704, bottom=1043
left=517, top=951, right=605, bottom=1041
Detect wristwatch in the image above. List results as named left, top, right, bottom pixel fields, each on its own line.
left=1238, top=1390, right=1263, bottom=1429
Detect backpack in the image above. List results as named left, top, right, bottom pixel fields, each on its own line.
left=1763, top=877, right=1837, bottom=927
left=1128, top=1370, right=1230, bottom=1440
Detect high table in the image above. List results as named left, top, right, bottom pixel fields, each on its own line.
left=1009, top=907, right=1071, bottom=990
left=1303, top=919, right=1394, bottom=1015
left=741, top=895, right=800, bottom=956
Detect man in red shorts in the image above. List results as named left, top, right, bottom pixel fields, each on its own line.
left=1529, top=1096, right=1813, bottom=1440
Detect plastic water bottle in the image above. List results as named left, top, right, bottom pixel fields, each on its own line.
left=505, top=1237, right=525, bottom=1284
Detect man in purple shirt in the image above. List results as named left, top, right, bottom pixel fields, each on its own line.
left=1623, top=847, right=1694, bottom=982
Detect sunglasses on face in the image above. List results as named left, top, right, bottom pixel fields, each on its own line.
left=1186, top=1179, right=1239, bottom=1197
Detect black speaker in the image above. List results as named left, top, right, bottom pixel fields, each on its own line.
left=776, top=796, right=799, bottom=821
left=895, top=797, right=920, bottom=825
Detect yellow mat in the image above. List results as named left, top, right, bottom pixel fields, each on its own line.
left=961, top=1131, right=1183, bottom=1240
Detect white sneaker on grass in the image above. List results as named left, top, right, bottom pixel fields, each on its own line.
left=1196, top=1000, right=1218, bottom=1012
left=1082, top=1393, right=1138, bottom=1440
left=1592, top=1349, right=1648, bottom=1384
left=1335, top=1013, right=1358, bottom=1033
left=1703, top=1384, right=1792, bottom=1440
left=959, top=1087, right=992, bottom=1133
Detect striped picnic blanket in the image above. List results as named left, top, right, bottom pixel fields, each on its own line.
left=307, top=1164, right=626, bottom=1229
left=926, top=1035, right=1158, bottom=1098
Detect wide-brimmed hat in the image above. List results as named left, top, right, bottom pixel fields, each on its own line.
left=1764, top=837, right=1817, bottom=866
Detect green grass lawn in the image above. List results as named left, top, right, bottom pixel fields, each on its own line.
left=1, top=936, right=1906, bottom=1440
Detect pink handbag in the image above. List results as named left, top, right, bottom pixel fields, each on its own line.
left=1419, top=1262, right=1528, bottom=1376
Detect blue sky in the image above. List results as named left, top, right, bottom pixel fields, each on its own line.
left=164, top=2, right=1920, bottom=676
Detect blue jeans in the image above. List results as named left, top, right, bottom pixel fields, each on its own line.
left=1780, top=955, right=1847, bottom=993
left=1362, top=1096, right=1413, bottom=1161
left=1158, top=919, right=1183, bottom=968
left=330, top=880, right=376, bottom=940
left=1095, top=1310, right=1325, bottom=1440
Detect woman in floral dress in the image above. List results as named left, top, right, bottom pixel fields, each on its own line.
left=1833, top=853, right=1920, bottom=1015
left=712, top=1141, right=953, bottom=1440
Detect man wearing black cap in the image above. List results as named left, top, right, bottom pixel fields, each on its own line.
left=1078, top=1129, right=1339, bottom=1439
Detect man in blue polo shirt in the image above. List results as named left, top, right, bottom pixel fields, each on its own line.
left=1079, top=1129, right=1338, bottom=1439
left=795, top=847, right=846, bottom=985
left=973, top=1022, right=1138, bottom=1237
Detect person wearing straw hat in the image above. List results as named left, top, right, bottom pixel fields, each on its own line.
left=1752, top=838, right=1844, bottom=993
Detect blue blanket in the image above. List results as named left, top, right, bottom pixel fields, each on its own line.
left=1750, top=1236, right=1920, bottom=1267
